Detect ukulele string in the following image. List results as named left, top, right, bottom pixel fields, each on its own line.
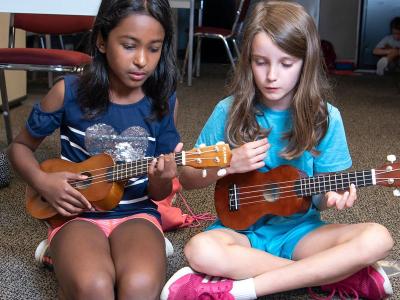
left=69, top=163, right=396, bottom=188
left=230, top=177, right=399, bottom=206
left=70, top=163, right=398, bottom=191
left=67, top=157, right=193, bottom=188
left=234, top=173, right=373, bottom=198
left=234, top=168, right=400, bottom=189
left=78, top=151, right=218, bottom=181
left=75, top=148, right=221, bottom=179
left=231, top=167, right=400, bottom=193
left=233, top=173, right=373, bottom=194
left=375, top=168, right=400, bottom=175
left=228, top=167, right=400, bottom=194
left=68, top=150, right=222, bottom=188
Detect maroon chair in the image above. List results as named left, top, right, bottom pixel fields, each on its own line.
left=0, top=14, right=93, bottom=144
left=181, top=0, right=250, bottom=79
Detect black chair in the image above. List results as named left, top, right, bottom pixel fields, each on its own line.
left=181, top=0, right=250, bottom=79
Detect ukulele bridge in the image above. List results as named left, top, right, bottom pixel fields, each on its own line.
left=228, top=184, right=239, bottom=211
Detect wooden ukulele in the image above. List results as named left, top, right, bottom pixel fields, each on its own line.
left=26, top=143, right=232, bottom=222
left=215, top=155, right=400, bottom=230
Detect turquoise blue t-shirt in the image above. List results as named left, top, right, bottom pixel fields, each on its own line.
left=196, top=96, right=352, bottom=176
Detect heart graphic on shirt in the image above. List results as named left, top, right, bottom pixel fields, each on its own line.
left=85, top=123, right=149, bottom=162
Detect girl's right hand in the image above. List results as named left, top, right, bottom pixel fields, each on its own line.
left=226, top=138, right=270, bottom=174
left=37, top=172, right=94, bottom=217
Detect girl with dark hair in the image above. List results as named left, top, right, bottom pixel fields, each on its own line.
left=9, top=0, right=181, bottom=299
left=161, top=1, right=394, bottom=299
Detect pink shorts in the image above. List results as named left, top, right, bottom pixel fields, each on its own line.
left=48, top=213, right=163, bottom=244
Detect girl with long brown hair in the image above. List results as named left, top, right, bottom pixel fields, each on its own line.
left=161, top=1, right=394, bottom=299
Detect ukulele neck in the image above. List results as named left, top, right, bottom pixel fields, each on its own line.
left=112, top=152, right=184, bottom=181
left=296, top=169, right=375, bottom=197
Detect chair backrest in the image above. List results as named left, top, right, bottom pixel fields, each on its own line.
left=231, top=0, right=250, bottom=35
left=9, top=13, right=94, bottom=47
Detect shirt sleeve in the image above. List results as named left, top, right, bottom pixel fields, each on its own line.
left=26, top=103, right=64, bottom=138
left=154, top=92, right=181, bottom=156
left=313, top=104, right=352, bottom=173
left=195, top=97, right=232, bottom=147
left=375, top=35, right=390, bottom=49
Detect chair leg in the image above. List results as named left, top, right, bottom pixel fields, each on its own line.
left=180, top=42, right=189, bottom=83
left=195, top=37, right=202, bottom=77
left=221, top=38, right=236, bottom=70
left=45, top=34, right=53, bottom=89
left=0, top=70, right=13, bottom=144
left=232, top=38, right=240, bottom=58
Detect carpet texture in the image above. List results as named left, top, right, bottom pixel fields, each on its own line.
left=0, top=64, right=399, bottom=299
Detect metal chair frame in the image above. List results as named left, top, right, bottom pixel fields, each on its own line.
left=181, top=0, right=250, bottom=80
left=0, top=13, right=92, bottom=144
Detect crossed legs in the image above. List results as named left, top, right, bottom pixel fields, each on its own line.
left=183, top=222, right=393, bottom=297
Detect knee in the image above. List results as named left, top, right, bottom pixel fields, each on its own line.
left=184, top=234, right=225, bottom=274
left=67, top=272, right=114, bottom=300
left=118, top=271, right=163, bottom=300
left=358, top=223, right=394, bottom=262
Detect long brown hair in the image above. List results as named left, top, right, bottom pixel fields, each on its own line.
left=226, top=0, right=331, bottom=159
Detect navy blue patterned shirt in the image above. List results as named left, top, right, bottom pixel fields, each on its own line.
left=26, top=75, right=180, bottom=220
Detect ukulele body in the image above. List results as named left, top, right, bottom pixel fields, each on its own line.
left=25, top=143, right=233, bottom=222
left=26, top=153, right=125, bottom=221
left=214, top=165, right=311, bottom=230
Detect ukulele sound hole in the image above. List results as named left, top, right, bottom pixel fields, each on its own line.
left=73, top=171, right=92, bottom=190
left=262, top=183, right=279, bottom=203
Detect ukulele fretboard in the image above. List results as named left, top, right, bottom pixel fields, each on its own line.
left=111, top=152, right=184, bottom=181
left=295, top=170, right=375, bottom=197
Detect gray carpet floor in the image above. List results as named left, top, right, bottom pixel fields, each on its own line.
left=0, top=64, right=399, bottom=299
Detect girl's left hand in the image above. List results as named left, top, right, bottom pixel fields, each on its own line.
left=148, top=142, right=183, bottom=182
left=325, top=184, right=357, bottom=210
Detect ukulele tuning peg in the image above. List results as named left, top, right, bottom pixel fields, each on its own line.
left=197, top=144, right=206, bottom=154
left=217, top=168, right=227, bottom=177
left=387, top=155, right=396, bottom=163
left=393, top=189, right=400, bottom=197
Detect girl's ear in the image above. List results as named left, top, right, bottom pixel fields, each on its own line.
left=96, top=34, right=106, bottom=53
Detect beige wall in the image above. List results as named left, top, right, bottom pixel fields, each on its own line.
left=0, top=13, right=27, bottom=103
left=319, top=0, right=361, bottom=62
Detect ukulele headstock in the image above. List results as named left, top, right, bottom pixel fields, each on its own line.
left=375, top=155, right=400, bottom=196
left=183, top=142, right=231, bottom=169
